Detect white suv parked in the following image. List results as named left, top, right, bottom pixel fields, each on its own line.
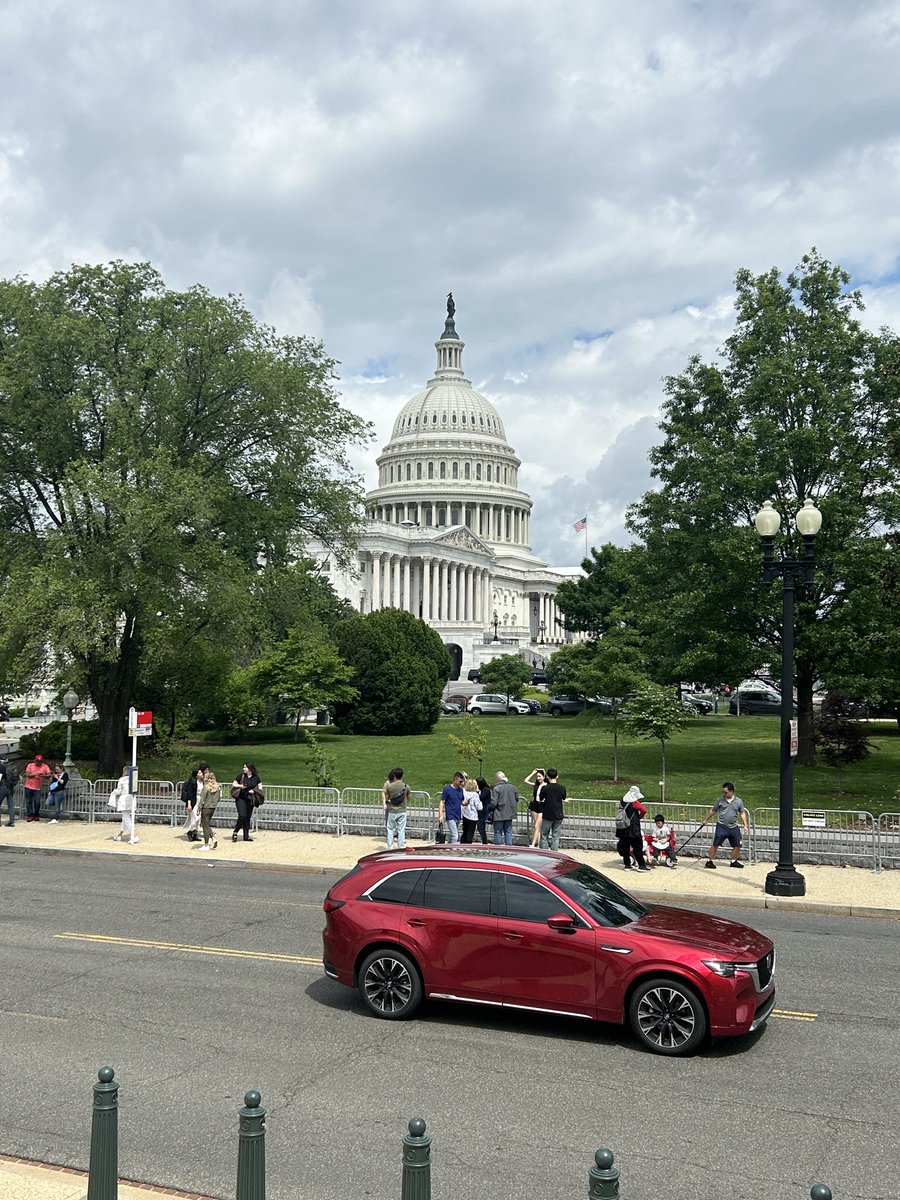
left=467, top=693, right=530, bottom=715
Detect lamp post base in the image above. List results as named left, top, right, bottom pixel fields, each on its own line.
left=764, top=866, right=806, bottom=897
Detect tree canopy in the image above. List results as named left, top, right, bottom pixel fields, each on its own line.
left=333, top=608, right=450, bottom=735
left=0, top=261, right=371, bottom=773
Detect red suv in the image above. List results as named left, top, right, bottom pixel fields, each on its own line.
left=322, top=846, right=776, bottom=1056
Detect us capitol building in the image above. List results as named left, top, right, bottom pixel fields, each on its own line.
left=318, top=298, right=575, bottom=683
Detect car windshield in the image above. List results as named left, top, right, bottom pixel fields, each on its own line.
left=554, top=863, right=648, bottom=928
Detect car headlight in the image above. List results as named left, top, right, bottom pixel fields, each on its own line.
left=702, top=959, right=757, bottom=978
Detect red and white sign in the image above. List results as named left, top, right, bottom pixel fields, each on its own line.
left=789, top=719, right=799, bottom=757
left=128, top=708, right=153, bottom=737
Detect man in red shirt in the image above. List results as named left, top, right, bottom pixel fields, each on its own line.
left=24, top=754, right=51, bottom=822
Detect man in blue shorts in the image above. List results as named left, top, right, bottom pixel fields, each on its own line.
left=704, top=782, right=749, bottom=869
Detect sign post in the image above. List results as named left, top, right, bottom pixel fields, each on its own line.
left=126, top=708, right=153, bottom=844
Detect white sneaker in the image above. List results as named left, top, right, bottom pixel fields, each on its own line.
left=49, top=819, right=58, bottom=824
left=130, top=836, right=139, bottom=844
left=112, top=833, right=123, bottom=841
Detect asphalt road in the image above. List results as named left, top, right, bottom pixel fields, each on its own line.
left=1, top=854, right=897, bottom=1200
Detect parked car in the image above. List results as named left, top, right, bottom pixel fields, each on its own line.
left=547, top=695, right=587, bottom=716
left=440, top=700, right=462, bottom=715
left=531, top=671, right=548, bottom=685
left=467, top=668, right=482, bottom=683
left=322, top=846, right=776, bottom=1056
left=683, top=695, right=713, bottom=715
left=515, top=697, right=543, bottom=715
left=468, top=693, right=531, bottom=715
left=729, top=688, right=791, bottom=716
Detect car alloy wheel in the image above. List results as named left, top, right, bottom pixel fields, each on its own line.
left=470, top=707, right=482, bottom=715
left=629, top=976, right=707, bottom=1056
left=358, top=948, right=423, bottom=1019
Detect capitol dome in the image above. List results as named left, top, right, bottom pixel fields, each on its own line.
left=366, top=297, right=533, bottom=554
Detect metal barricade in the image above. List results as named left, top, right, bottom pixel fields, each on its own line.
left=339, top=788, right=435, bottom=841
left=877, top=813, right=900, bottom=871
left=555, top=798, right=717, bottom=859
left=753, top=806, right=877, bottom=869
left=250, top=785, right=340, bottom=834
left=93, top=778, right=179, bottom=826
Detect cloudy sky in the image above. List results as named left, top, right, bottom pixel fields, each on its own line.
left=3, top=0, right=900, bottom=565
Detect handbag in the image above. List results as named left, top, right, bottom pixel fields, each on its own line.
left=252, top=784, right=265, bottom=807
left=231, top=784, right=243, bottom=799
left=435, top=821, right=446, bottom=844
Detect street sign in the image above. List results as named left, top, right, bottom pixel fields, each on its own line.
left=789, top=719, right=799, bottom=757
left=801, top=810, right=826, bottom=829
left=128, top=708, right=153, bottom=737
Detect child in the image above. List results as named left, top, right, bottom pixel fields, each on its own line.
left=646, top=813, right=677, bottom=868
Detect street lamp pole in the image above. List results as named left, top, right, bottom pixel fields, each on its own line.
left=753, top=499, right=822, bottom=899
left=539, top=620, right=545, bottom=645
left=492, top=610, right=499, bottom=642
left=62, top=686, right=80, bottom=773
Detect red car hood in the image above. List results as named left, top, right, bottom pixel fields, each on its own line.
left=630, top=904, right=772, bottom=960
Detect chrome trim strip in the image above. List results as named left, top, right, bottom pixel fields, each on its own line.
left=428, top=993, right=593, bottom=1020
left=749, top=990, right=777, bottom=1031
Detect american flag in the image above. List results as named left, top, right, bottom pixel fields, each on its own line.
left=573, top=516, right=587, bottom=532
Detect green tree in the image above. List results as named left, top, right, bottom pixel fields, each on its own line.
left=0, top=261, right=370, bottom=775
left=813, top=691, right=875, bottom=794
left=627, top=251, right=900, bottom=764
left=447, top=714, right=488, bottom=777
left=477, top=654, right=532, bottom=708
left=624, top=684, right=693, bottom=787
left=249, top=626, right=357, bottom=738
left=333, top=608, right=450, bottom=735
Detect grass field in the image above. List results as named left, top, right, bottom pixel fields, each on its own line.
left=189, top=712, right=900, bottom=816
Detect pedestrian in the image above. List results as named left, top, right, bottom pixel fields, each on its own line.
left=538, top=768, right=567, bottom=851
left=231, top=761, right=261, bottom=843
left=524, top=767, right=545, bottom=847
left=704, top=782, right=749, bottom=869
left=439, top=771, right=465, bottom=844
left=383, top=766, right=410, bottom=849
left=475, top=777, right=492, bottom=843
left=460, top=777, right=483, bottom=842
left=646, top=813, right=678, bottom=867
left=490, top=771, right=521, bottom=846
left=0, top=757, right=17, bottom=826
left=181, top=766, right=203, bottom=840
left=109, top=767, right=137, bottom=843
left=616, top=785, right=650, bottom=871
left=198, top=764, right=220, bottom=851
left=23, top=753, right=51, bottom=822
left=47, top=764, right=68, bottom=823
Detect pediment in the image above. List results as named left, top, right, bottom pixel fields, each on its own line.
left=432, top=525, right=493, bottom=555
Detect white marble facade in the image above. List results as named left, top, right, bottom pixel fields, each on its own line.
left=316, top=301, right=571, bottom=682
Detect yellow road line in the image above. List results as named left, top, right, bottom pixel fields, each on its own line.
left=772, top=1008, right=818, bottom=1021
left=55, top=932, right=320, bottom=966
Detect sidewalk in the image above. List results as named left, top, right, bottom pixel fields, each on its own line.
left=1, top=819, right=898, bottom=1199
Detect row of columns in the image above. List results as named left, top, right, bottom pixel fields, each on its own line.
left=371, top=503, right=530, bottom=547
left=369, top=553, right=492, bottom=624
left=535, top=593, right=562, bottom=641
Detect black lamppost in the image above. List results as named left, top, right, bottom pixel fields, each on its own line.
left=492, top=610, right=499, bottom=642
left=539, top=620, right=545, bottom=645
left=62, top=686, right=80, bottom=773
left=753, top=498, right=823, bottom=898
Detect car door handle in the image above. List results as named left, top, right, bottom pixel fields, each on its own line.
left=407, top=919, right=426, bottom=928
left=599, top=945, right=632, bottom=954
left=502, top=931, right=524, bottom=941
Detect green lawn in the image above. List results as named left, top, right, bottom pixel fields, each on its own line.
left=188, top=712, right=900, bottom=816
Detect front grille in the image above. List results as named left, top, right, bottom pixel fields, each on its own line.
left=756, top=948, right=774, bottom=990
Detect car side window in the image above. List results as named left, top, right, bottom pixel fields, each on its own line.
left=421, top=868, right=494, bottom=916
left=501, top=875, right=584, bottom=925
left=367, top=870, right=423, bottom=905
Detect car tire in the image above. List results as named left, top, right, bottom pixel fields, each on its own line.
left=358, top=948, right=423, bottom=1020
left=549, top=707, right=561, bottom=717
left=628, top=976, right=708, bottom=1056
left=469, top=707, right=481, bottom=716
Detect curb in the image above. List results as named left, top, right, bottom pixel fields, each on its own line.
left=0, top=843, right=345, bottom=878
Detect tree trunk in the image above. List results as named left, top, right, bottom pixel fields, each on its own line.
left=796, top=655, right=817, bottom=767
left=88, top=615, right=143, bottom=777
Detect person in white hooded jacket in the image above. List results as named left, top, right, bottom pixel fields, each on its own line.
left=108, top=768, right=137, bottom=844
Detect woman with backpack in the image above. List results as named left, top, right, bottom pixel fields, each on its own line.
left=616, top=784, right=650, bottom=871
left=182, top=766, right=203, bottom=841
left=198, top=764, right=221, bottom=851
left=0, top=758, right=18, bottom=826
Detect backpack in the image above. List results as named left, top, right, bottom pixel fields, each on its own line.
left=614, top=804, right=631, bottom=831
left=4, top=762, right=19, bottom=791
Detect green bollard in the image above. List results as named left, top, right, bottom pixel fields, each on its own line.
left=87, top=1066, right=118, bottom=1200
left=236, top=1090, right=266, bottom=1200
left=588, top=1148, right=619, bottom=1199
left=810, top=1188, right=832, bottom=1200
left=401, top=1118, right=431, bottom=1200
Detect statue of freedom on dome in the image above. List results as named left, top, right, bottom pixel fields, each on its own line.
left=447, top=292, right=455, bottom=319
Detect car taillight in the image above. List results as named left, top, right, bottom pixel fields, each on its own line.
left=323, top=898, right=345, bottom=912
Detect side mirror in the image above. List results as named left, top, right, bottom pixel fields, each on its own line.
left=547, top=913, right=577, bottom=932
